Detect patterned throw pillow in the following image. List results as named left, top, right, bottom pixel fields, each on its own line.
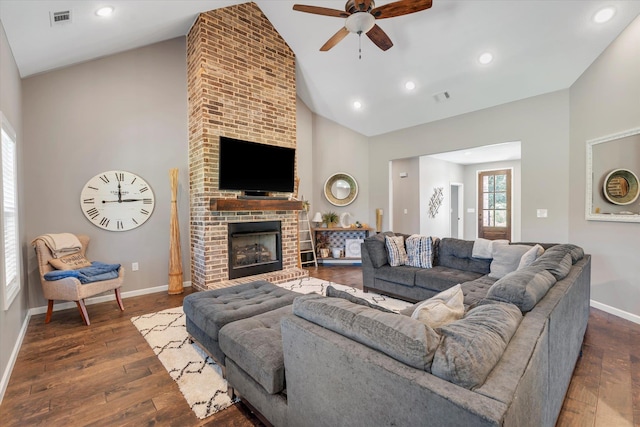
left=405, top=235, right=433, bottom=268
left=385, top=235, right=408, bottom=267
left=48, top=252, right=92, bottom=270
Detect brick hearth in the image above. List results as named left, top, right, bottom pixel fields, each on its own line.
left=187, top=2, right=307, bottom=290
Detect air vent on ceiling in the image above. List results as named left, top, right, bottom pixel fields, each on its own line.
left=50, top=10, right=72, bottom=26
left=433, top=91, right=451, bottom=103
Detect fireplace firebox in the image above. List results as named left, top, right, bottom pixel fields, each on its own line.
left=228, top=221, right=282, bottom=279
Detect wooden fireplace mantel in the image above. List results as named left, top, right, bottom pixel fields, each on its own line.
left=210, top=198, right=303, bottom=211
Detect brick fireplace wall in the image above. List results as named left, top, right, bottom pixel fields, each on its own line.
left=187, top=2, right=307, bottom=290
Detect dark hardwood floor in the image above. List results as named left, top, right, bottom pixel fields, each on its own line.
left=1, top=266, right=638, bottom=426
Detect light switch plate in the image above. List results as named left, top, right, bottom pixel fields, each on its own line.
left=537, top=209, right=548, bottom=218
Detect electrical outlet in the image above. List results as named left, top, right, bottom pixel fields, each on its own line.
left=132, top=262, right=139, bottom=271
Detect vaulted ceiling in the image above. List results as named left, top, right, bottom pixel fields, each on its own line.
left=1, top=1, right=639, bottom=136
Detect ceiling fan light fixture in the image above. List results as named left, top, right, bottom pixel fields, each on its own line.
left=345, top=12, right=375, bottom=34
left=353, top=100, right=363, bottom=110
left=405, top=81, right=416, bottom=91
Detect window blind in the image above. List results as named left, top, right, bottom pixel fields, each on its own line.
left=2, top=126, right=18, bottom=291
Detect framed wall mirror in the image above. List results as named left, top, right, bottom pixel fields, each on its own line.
left=586, top=127, right=640, bottom=222
left=324, top=172, right=358, bottom=207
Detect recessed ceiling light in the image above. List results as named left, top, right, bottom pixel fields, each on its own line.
left=478, top=52, right=493, bottom=65
left=96, top=6, right=114, bottom=17
left=593, top=7, right=615, bottom=23
left=405, top=81, right=416, bottom=91
left=353, top=101, right=362, bottom=110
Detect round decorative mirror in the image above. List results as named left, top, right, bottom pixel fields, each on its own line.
left=603, top=168, right=639, bottom=205
left=324, top=172, right=358, bottom=207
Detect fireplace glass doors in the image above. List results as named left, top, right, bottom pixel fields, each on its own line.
left=228, top=221, right=282, bottom=279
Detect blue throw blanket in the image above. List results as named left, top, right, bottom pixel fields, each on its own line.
left=44, top=261, right=121, bottom=284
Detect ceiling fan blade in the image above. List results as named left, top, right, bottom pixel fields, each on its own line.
left=320, top=27, right=350, bottom=51
left=293, top=4, right=350, bottom=18
left=371, top=0, right=433, bottom=19
left=353, top=0, right=373, bottom=12
left=366, top=24, right=393, bottom=51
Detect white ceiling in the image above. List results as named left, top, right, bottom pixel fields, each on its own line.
left=428, top=141, right=521, bottom=165
left=1, top=1, right=639, bottom=137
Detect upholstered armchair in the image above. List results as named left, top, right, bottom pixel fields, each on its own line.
left=33, top=234, right=124, bottom=325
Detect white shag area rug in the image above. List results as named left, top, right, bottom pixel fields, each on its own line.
left=131, top=276, right=411, bottom=419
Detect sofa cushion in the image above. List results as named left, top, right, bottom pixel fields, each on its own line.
left=374, top=265, right=420, bottom=286
left=431, top=301, right=523, bottom=389
left=405, top=235, right=434, bottom=268
left=517, top=244, right=544, bottom=270
left=529, top=250, right=573, bottom=280
left=485, top=267, right=557, bottom=312
left=411, top=284, right=464, bottom=328
left=385, top=235, right=408, bottom=266
left=460, top=276, right=498, bottom=308
left=415, top=266, right=483, bottom=292
left=363, top=232, right=395, bottom=268
left=544, top=243, right=584, bottom=264
left=438, top=238, right=492, bottom=274
left=219, top=305, right=293, bottom=395
left=293, top=294, right=440, bottom=370
left=326, top=285, right=393, bottom=313
left=488, top=244, right=531, bottom=279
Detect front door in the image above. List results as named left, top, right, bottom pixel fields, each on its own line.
left=478, top=169, right=511, bottom=241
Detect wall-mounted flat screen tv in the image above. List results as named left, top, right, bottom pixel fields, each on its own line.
left=218, top=136, right=295, bottom=196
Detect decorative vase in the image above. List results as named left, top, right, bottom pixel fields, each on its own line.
left=320, top=248, right=330, bottom=258
left=168, top=168, right=183, bottom=295
left=331, top=247, right=342, bottom=258
left=375, top=208, right=383, bottom=233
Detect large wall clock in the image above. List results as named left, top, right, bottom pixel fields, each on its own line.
left=80, top=170, right=155, bottom=231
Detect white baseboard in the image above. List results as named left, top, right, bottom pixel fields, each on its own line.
left=1, top=281, right=192, bottom=406
left=29, top=281, right=192, bottom=316
left=0, top=309, right=31, bottom=405
left=590, top=299, right=640, bottom=325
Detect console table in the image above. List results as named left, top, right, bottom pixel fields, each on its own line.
left=313, top=227, right=373, bottom=266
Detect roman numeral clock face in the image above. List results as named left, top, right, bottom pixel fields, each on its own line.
left=80, top=171, right=155, bottom=231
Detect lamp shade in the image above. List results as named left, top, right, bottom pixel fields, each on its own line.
left=312, top=212, right=322, bottom=223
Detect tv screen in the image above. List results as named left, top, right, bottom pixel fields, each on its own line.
left=219, top=136, right=295, bottom=194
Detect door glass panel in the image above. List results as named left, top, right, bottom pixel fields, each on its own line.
left=495, top=210, right=507, bottom=227
left=495, top=174, right=507, bottom=191
left=483, top=210, right=494, bottom=226
left=495, top=192, right=507, bottom=209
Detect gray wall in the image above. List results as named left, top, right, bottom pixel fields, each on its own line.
left=296, top=97, right=314, bottom=209
left=369, top=90, right=570, bottom=244
left=312, top=114, right=369, bottom=226
left=418, top=156, right=464, bottom=238
left=569, top=16, right=640, bottom=317
left=0, top=20, right=28, bottom=402
left=391, top=157, right=420, bottom=234
left=22, top=37, right=190, bottom=308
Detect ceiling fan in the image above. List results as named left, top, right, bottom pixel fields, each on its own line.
left=293, top=0, right=433, bottom=54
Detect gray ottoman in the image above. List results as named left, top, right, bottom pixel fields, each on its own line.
left=183, top=280, right=298, bottom=367
left=218, top=294, right=324, bottom=427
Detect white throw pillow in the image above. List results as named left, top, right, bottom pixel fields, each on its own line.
left=489, top=244, right=532, bottom=279
left=472, top=238, right=509, bottom=259
left=517, top=244, right=545, bottom=270
left=411, top=284, right=464, bottom=329
left=385, top=235, right=408, bottom=267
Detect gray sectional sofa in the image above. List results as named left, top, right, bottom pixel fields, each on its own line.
left=186, top=236, right=591, bottom=427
